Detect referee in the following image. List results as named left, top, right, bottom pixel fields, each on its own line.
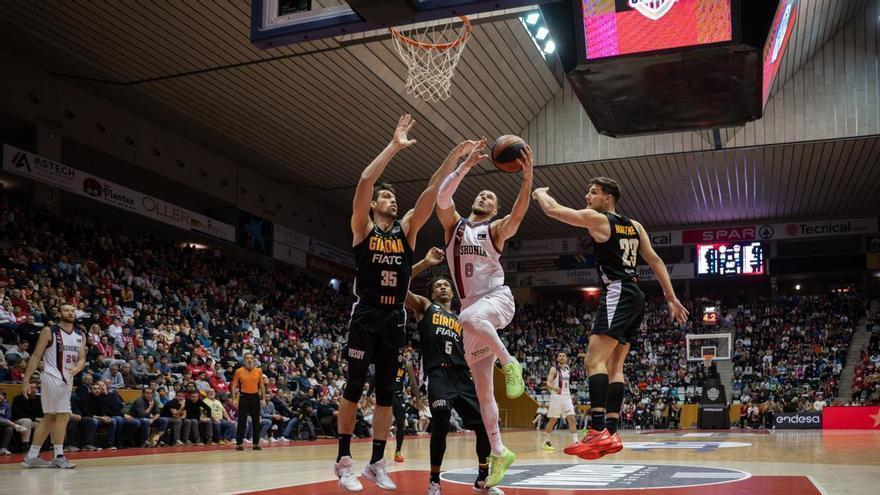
left=232, top=353, right=266, bottom=451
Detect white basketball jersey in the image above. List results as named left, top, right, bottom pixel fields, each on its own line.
left=43, top=326, right=83, bottom=381
left=550, top=365, right=571, bottom=396
left=446, top=219, right=504, bottom=304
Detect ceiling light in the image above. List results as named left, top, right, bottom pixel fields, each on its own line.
left=536, top=27, right=549, bottom=40
left=526, top=13, right=540, bottom=25
left=543, top=40, right=556, bottom=54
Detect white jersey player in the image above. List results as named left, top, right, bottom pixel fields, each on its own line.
left=436, top=138, right=533, bottom=488
left=20, top=304, right=85, bottom=469
left=543, top=352, right=579, bottom=450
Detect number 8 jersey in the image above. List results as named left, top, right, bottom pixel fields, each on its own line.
left=593, top=212, right=640, bottom=284
left=353, top=220, right=413, bottom=307
left=445, top=219, right=504, bottom=305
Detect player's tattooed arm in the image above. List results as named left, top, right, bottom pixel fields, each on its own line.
left=492, top=145, right=533, bottom=243
left=404, top=139, right=481, bottom=249
left=351, top=114, right=417, bottom=244
left=436, top=141, right=487, bottom=241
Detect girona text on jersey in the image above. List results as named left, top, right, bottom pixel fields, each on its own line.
left=431, top=311, right=462, bottom=340
left=369, top=235, right=405, bottom=265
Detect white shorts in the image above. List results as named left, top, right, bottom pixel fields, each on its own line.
left=40, top=373, right=73, bottom=414
left=548, top=394, right=575, bottom=418
left=461, top=286, right=516, bottom=366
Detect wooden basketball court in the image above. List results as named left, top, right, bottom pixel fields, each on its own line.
left=2, top=428, right=878, bottom=494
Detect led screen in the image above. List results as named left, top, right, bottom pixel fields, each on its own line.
left=582, top=0, right=732, bottom=60
left=697, top=242, right=764, bottom=276
left=762, top=0, right=798, bottom=107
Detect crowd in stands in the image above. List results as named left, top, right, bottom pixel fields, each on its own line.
left=851, top=313, right=880, bottom=405
left=729, top=293, right=864, bottom=412
left=0, top=194, right=357, bottom=452
left=0, top=192, right=874, bottom=454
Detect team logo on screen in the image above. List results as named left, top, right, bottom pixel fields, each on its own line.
left=628, top=0, right=678, bottom=20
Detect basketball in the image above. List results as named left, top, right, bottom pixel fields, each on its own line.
left=491, top=135, right=527, bottom=173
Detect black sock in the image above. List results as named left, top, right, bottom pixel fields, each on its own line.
left=430, top=472, right=440, bottom=483
left=370, top=439, right=387, bottom=465
left=477, top=466, right=489, bottom=482
left=336, top=434, right=352, bottom=463
left=591, top=410, right=606, bottom=431
left=588, top=373, right=609, bottom=430
left=606, top=417, right=619, bottom=435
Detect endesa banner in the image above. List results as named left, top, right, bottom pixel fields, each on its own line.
left=2, top=144, right=235, bottom=242
left=774, top=412, right=822, bottom=430
left=822, top=406, right=880, bottom=430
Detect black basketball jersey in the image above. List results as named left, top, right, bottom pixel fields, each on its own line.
left=352, top=220, right=413, bottom=307
left=593, top=212, right=640, bottom=284
left=418, top=303, right=467, bottom=372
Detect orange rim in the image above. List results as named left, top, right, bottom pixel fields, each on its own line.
left=390, top=16, right=471, bottom=51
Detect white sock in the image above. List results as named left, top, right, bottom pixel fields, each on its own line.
left=54, top=444, right=64, bottom=458
left=570, top=432, right=579, bottom=443
left=27, top=445, right=40, bottom=459
left=543, top=431, right=550, bottom=443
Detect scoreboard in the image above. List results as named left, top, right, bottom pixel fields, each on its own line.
left=580, top=0, right=733, bottom=60
left=697, top=242, right=764, bottom=276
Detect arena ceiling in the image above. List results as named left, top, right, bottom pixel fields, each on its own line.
left=0, top=1, right=877, bottom=247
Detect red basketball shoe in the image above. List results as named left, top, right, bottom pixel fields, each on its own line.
left=601, top=431, right=624, bottom=455
left=563, top=429, right=614, bottom=458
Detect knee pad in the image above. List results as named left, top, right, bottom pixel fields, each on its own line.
left=431, top=404, right=452, bottom=427
left=343, top=365, right=369, bottom=403
left=374, top=381, right=394, bottom=407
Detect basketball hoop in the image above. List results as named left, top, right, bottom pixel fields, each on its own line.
left=390, top=16, right=471, bottom=103
left=703, top=354, right=714, bottom=368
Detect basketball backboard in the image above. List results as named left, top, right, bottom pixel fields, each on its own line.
left=685, top=333, right=732, bottom=362
left=250, top=0, right=561, bottom=48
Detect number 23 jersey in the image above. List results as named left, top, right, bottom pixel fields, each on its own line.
left=593, top=212, right=640, bottom=284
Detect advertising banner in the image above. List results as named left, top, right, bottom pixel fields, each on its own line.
left=773, top=412, right=822, bottom=430
left=2, top=144, right=235, bottom=242
left=822, top=406, right=880, bottom=430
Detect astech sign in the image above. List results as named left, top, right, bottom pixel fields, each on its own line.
left=774, top=412, right=822, bottom=429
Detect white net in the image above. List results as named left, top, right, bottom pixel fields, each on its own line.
left=390, top=16, right=471, bottom=103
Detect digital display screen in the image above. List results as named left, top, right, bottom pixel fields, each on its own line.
left=697, top=242, right=764, bottom=276
left=762, top=0, right=797, bottom=107
left=581, top=0, right=732, bottom=60
left=702, top=306, right=719, bottom=325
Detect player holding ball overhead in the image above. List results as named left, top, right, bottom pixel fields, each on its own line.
left=435, top=136, right=532, bottom=487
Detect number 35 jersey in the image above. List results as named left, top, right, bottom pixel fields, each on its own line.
left=353, top=220, right=413, bottom=307
left=418, top=304, right=468, bottom=372
left=593, top=212, right=640, bottom=284
left=445, top=219, right=504, bottom=305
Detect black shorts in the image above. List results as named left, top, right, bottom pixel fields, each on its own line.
left=427, top=367, right=483, bottom=429
left=591, top=281, right=645, bottom=346
left=344, top=303, right=406, bottom=366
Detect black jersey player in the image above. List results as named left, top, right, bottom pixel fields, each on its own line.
left=391, top=349, right=418, bottom=463
left=532, top=177, right=689, bottom=460
left=405, top=247, right=502, bottom=495
left=335, top=113, right=486, bottom=492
